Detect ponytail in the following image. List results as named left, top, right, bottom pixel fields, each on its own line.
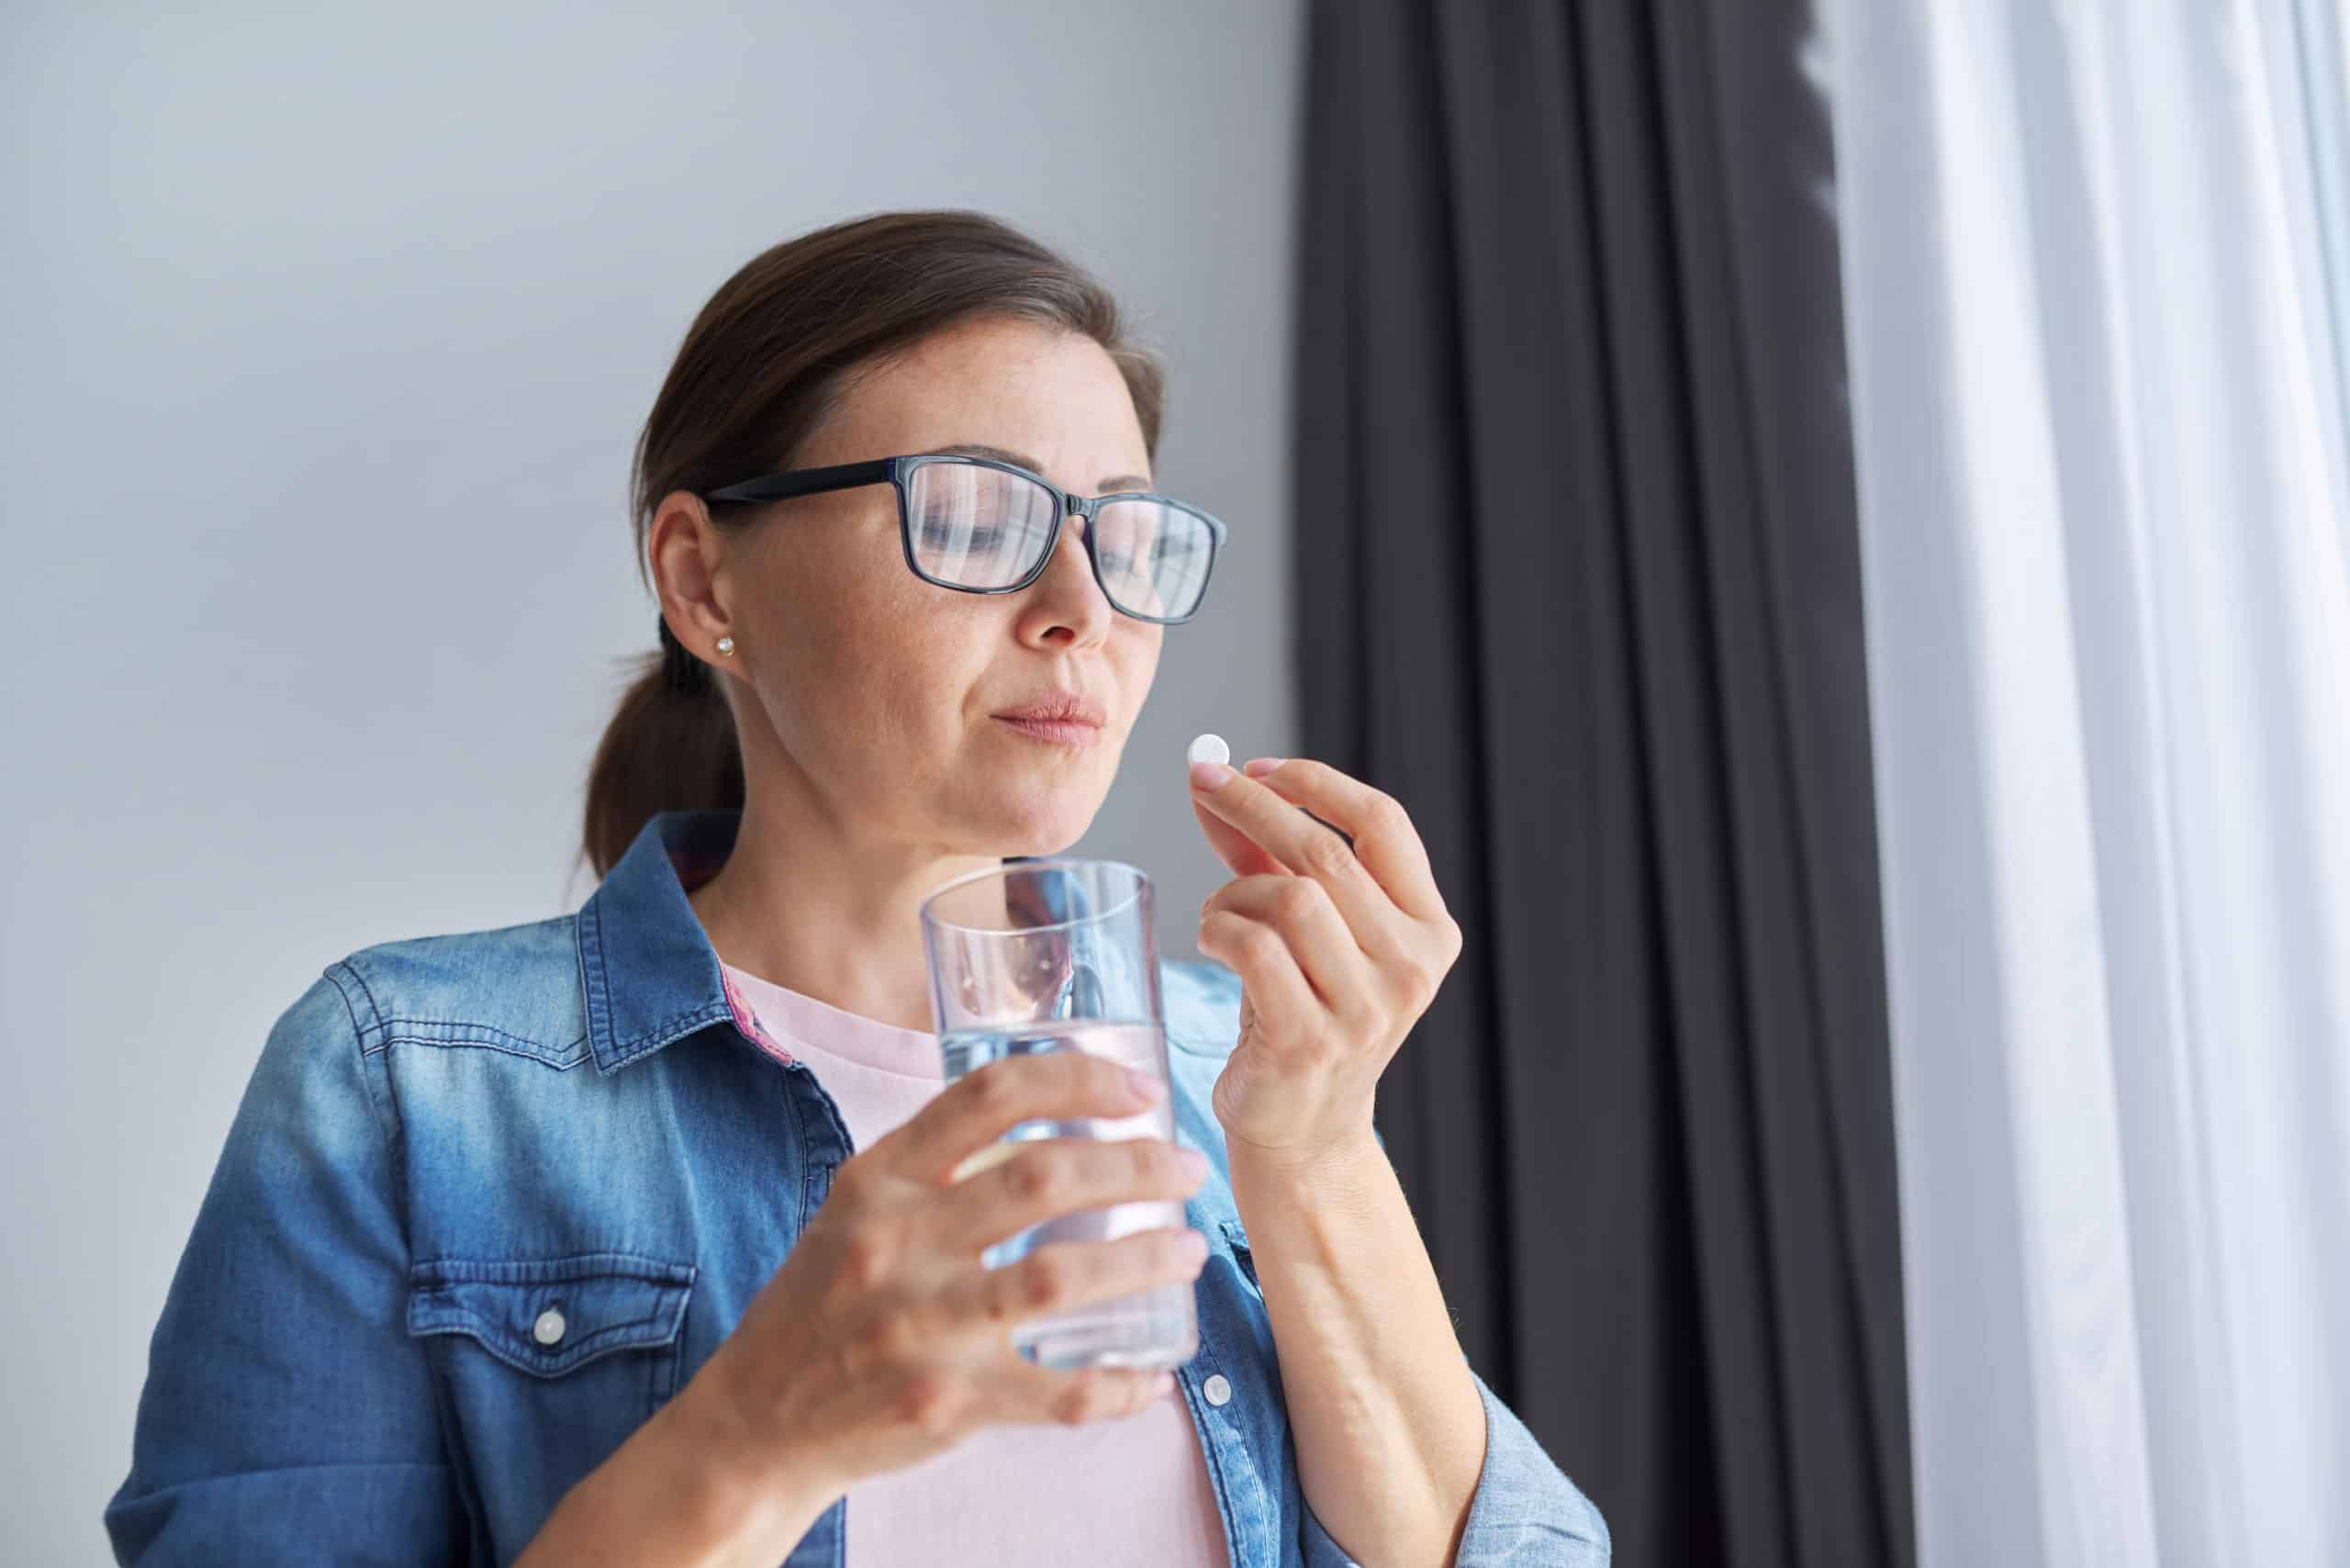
left=579, top=617, right=743, bottom=879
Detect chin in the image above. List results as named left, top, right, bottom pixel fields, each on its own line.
left=1002, top=823, right=1090, bottom=858
left=990, top=791, right=1099, bottom=857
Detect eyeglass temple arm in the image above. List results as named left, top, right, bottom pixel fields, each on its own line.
left=704, top=457, right=899, bottom=505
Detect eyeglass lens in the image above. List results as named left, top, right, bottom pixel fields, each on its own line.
left=906, top=462, right=1213, bottom=620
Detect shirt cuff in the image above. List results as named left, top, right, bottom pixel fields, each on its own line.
left=1454, top=1368, right=1610, bottom=1565
left=1298, top=1367, right=1610, bottom=1565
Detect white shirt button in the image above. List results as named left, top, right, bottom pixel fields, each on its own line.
left=532, top=1307, right=567, bottom=1346
left=1203, top=1372, right=1232, bottom=1406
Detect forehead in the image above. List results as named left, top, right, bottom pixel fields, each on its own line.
left=833, top=317, right=1151, bottom=489
left=922, top=442, right=1153, bottom=496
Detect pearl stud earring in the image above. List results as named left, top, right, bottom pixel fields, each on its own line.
left=716, top=636, right=734, bottom=655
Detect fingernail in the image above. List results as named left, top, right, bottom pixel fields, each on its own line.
left=1190, top=759, right=1234, bottom=790
left=1176, top=1146, right=1210, bottom=1179
left=1243, top=756, right=1284, bottom=778
left=1180, top=1227, right=1210, bottom=1262
left=1126, top=1067, right=1167, bottom=1103
left=1152, top=1371, right=1177, bottom=1396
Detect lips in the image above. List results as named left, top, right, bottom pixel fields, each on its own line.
left=995, top=715, right=1102, bottom=746
left=991, top=690, right=1107, bottom=729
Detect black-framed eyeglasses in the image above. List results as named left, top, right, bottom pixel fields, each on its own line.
left=702, top=453, right=1229, bottom=624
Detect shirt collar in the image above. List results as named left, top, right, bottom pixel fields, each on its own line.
left=572, top=807, right=1049, bottom=1077
left=573, top=807, right=746, bottom=1076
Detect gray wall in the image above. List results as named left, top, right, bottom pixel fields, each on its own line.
left=0, top=3, right=1301, bottom=1556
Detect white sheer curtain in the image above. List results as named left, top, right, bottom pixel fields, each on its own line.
left=1824, top=2, right=2350, bottom=1565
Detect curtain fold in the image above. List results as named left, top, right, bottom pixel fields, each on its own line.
left=1829, top=0, right=2350, bottom=1562
left=1292, top=6, right=1911, bottom=1563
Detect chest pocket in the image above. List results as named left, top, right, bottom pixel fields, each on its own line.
left=408, top=1251, right=697, bottom=1514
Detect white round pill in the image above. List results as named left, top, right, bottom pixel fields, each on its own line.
left=1188, top=733, right=1230, bottom=767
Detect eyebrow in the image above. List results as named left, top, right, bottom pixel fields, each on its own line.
left=923, top=442, right=1154, bottom=496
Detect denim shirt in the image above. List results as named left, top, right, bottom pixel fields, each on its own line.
left=106, top=808, right=1607, bottom=1566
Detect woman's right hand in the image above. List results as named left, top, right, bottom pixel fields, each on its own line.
left=684, top=1048, right=1212, bottom=1501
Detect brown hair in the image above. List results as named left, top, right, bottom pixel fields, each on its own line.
left=578, top=209, right=1169, bottom=879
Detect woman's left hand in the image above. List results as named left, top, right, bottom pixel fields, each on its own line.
left=1187, top=756, right=1463, bottom=1170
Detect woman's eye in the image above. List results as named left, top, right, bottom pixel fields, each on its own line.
left=922, top=518, right=1003, bottom=549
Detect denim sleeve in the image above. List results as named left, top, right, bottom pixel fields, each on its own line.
left=104, top=969, right=464, bottom=1564
left=1299, top=1363, right=1610, bottom=1566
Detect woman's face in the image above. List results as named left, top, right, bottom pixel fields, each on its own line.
left=681, top=314, right=1165, bottom=857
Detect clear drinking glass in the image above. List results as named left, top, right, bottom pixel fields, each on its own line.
left=919, top=857, right=1201, bottom=1370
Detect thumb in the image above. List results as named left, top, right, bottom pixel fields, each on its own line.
left=1192, top=795, right=1285, bottom=879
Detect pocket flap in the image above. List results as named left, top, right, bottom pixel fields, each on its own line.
left=408, top=1252, right=695, bottom=1378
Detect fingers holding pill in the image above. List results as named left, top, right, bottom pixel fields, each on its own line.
left=1186, top=735, right=1285, bottom=877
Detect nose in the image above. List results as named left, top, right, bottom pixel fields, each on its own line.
left=1023, top=504, right=1114, bottom=638
left=1045, top=499, right=1099, bottom=577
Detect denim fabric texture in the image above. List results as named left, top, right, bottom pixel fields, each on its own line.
left=106, top=807, right=1609, bottom=1566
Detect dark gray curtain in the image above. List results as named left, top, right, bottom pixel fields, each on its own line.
left=1291, top=5, right=1914, bottom=1565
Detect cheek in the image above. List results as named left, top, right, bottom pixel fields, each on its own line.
left=1117, top=629, right=1164, bottom=709
left=859, top=605, right=998, bottom=734
left=765, top=570, right=948, bottom=740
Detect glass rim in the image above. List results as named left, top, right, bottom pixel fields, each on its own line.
left=918, top=855, right=1150, bottom=937
left=901, top=453, right=1216, bottom=514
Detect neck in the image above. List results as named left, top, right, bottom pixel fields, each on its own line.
left=688, top=793, right=1004, bottom=1035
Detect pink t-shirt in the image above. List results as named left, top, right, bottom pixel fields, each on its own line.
left=718, top=959, right=1232, bottom=1568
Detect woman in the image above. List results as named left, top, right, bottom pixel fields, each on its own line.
left=106, top=211, right=1607, bottom=1566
